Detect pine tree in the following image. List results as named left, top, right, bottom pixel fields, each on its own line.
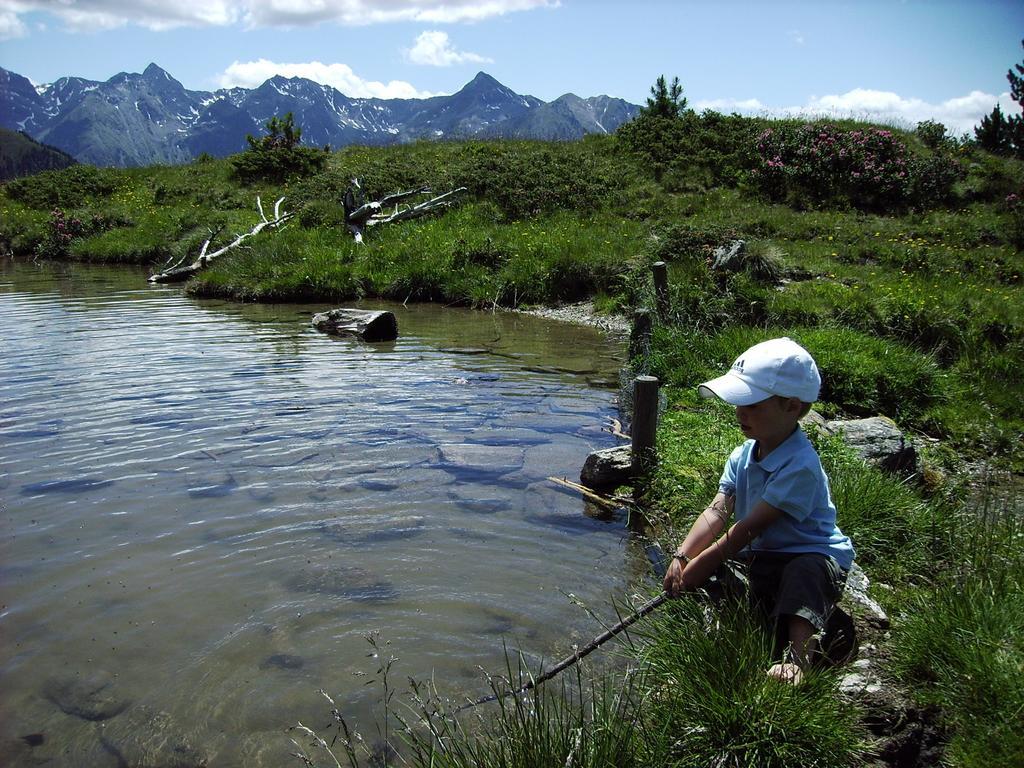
left=975, top=104, right=1013, bottom=154
left=644, top=75, right=687, bottom=119
left=234, top=112, right=324, bottom=182
left=1008, top=39, right=1024, bottom=112
left=975, top=42, right=1024, bottom=157
left=247, top=112, right=302, bottom=151
left=1006, top=39, right=1024, bottom=158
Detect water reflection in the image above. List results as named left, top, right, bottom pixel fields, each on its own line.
left=0, top=259, right=654, bottom=767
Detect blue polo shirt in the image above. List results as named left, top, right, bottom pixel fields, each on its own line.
left=719, top=428, right=855, bottom=570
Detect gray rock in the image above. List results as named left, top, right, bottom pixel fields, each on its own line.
left=580, top=445, right=633, bottom=488
left=839, top=671, right=883, bottom=695
left=845, top=562, right=890, bottom=629
left=312, top=308, right=398, bottom=342
left=823, top=416, right=919, bottom=475
left=711, top=240, right=747, bottom=272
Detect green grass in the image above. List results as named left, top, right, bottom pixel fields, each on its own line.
left=191, top=203, right=645, bottom=306
left=632, top=598, right=866, bottom=767
left=889, top=497, right=1024, bottom=767
left=400, top=665, right=642, bottom=768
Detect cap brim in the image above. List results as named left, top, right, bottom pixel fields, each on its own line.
left=697, top=373, right=773, bottom=406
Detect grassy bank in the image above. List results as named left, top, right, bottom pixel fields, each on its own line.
left=2, top=113, right=1023, bottom=766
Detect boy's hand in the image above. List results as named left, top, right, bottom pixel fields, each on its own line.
left=664, top=550, right=719, bottom=597
left=664, top=556, right=701, bottom=597
left=663, top=557, right=688, bottom=597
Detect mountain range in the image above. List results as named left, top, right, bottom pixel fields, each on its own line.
left=0, top=63, right=641, bottom=168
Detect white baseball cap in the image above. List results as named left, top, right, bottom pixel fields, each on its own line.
left=698, top=337, right=821, bottom=405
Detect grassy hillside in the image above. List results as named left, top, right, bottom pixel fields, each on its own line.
left=0, top=127, right=77, bottom=180
left=2, top=112, right=1022, bottom=766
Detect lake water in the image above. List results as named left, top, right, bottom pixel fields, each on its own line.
left=0, top=260, right=652, bottom=766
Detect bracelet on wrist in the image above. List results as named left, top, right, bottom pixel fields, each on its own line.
left=672, top=552, right=691, bottom=565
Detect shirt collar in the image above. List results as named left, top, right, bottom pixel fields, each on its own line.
left=755, top=427, right=808, bottom=472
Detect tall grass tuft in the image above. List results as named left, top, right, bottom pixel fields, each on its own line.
left=400, top=658, right=642, bottom=768
left=889, top=491, right=1024, bottom=768
left=810, top=428, right=942, bottom=582
left=632, top=597, right=866, bottom=767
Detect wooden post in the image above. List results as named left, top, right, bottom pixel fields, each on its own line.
left=652, top=261, right=669, bottom=319
left=632, top=375, right=660, bottom=475
left=629, top=308, right=652, bottom=361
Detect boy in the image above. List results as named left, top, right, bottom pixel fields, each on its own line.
left=663, top=337, right=854, bottom=684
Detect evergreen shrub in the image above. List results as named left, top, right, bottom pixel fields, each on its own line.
left=460, top=142, right=617, bottom=219
left=6, top=165, right=118, bottom=209
left=231, top=112, right=327, bottom=183
left=231, top=145, right=326, bottom=184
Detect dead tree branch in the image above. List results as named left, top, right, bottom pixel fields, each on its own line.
left=149, top=196, right=292, bottom=283
left=343, top=179, right=467, bottom=244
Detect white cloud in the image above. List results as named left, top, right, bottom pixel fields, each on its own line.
left=0, top=0, right=238, bottom=31
left=241, top=0, right=558, bottom=27
left=0, top=0, right=556, bottom=33
left=696, top=88, right=1013, bottom=136
left=406, top=30, right=491, bottom=66
left=695, top=97, right=768, bottom=113
left=788, top=29, right=804, bottom=46
left=217, top=58, right=442, bottom=99
left=0, top=9, right=28, bottom=38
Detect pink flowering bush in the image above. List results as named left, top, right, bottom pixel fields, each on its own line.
left=36, top=208, right=87, bottom=258
left=35, top=209, right=127, bottom=259
left=752, top=122, right=963, bottom=210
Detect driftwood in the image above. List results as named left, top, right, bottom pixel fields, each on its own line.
left=149, top=196, right=293, bottom=283
left=547, top=476, right=633, bottom=512
left=311, top=308, right=398, bottom=342
left=343, top=179, right=467, bottom=243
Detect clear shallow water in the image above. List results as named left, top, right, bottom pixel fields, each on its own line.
left=0, top=260, right=651, bottom=766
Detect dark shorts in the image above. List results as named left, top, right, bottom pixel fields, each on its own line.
left=708, top=552, right=847, bottom=632
left=744, top=551, right=848, bottom=631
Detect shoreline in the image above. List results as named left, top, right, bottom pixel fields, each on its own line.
left=514, top=301, right=632, bottom=336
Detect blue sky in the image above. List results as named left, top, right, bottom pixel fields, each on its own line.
left=1, top=0, right=1022, bottom=133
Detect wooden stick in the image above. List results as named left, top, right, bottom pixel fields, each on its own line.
left=456, top=591, right=668, bottom=713
left=547, top=476, right=626, bottom=511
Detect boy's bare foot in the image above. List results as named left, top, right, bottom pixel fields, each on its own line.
left=766, top=662, right=804, bottom=685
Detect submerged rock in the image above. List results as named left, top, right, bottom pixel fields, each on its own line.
left=259, top=653, right=305, bottom=671
left=187, top=474, right=238, bottom=499
left=437, top=443, right=525, bottom=479
left=21, top=477, right=114, bottom=495
left=319, top=516, right=426, bottom=545
left=285, top=565, right=398, bottom=603
left=42, top=673, right=130, bottom=722
left=98, top=704, right=211, bottom=768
